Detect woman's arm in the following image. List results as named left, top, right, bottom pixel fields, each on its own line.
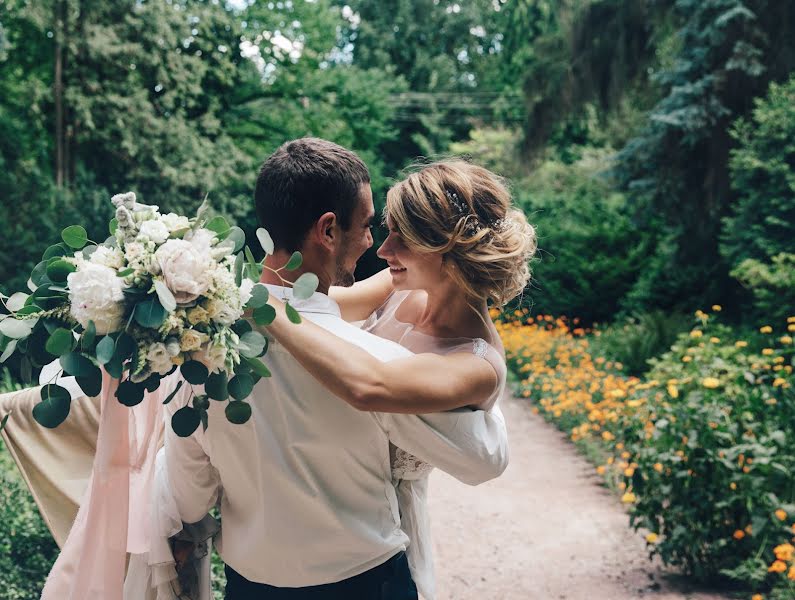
left=328, top=268, right=394, bottom=322
left=259, top=296, right=498, bottom=413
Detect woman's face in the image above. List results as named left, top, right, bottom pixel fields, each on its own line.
left=377, top=216, right=445, bottom=292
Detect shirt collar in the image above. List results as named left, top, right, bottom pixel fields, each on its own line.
left=264, top=285, right=342, bottom=318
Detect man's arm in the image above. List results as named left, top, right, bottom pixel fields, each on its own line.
left=163, top=384, right=221, bottom=524
left=381, top=404, right=509, bottom=486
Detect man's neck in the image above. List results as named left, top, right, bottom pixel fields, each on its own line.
left=260, top=250, right=332, bottom=295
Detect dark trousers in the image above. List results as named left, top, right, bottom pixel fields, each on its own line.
left=224, top=552, right=418, bottom=600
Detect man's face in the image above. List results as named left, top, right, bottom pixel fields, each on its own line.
left=333, top=184, right=375, bottom=287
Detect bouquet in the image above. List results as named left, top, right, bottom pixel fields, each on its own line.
left=0, top=192, right=317, bottom=436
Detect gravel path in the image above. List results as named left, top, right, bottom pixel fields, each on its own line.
left=427, top=395, right=732, bottom=600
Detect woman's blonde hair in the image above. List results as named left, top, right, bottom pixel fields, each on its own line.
left=385, top=160, right=537, bottom=307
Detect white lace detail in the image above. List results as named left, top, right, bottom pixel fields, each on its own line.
left=391, top=445, right=434, bottom=480
left=473, top=338, right=488, bottom=358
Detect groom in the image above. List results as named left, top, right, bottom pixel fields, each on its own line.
left=164, top=138, right=509, bottom=599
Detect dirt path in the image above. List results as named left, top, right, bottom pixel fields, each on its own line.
left=427, top=395, right=732, bottom=600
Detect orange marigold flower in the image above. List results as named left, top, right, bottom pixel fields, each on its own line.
left=760, top=325, right=773, bottom=333
left=780, top=335, right=793, bottom=344
left=733, top=530, right=745, bottom=540
left=645, top=532, right=658, bottom=543
left=773, top=543, right=794, bottom=561
left=711, top=304, right=722, bottom=311
left=735, top=340, right=748, bottom=348
left=690, top=330, right=703, bottom=338
left=768, top=560, right=787, bottom=573
left=789, top=565, right=795, bottom=580
left=621, top=492, right=636, bottom=504
left=653, top=463, right=663, bottom=473
left=702, top=377, right=720, bottom=389
left=776, top=509, right=788, bottom=521
left=762, top=348, right=774, bottom=355
left=751, top=594, right=763, bottom=600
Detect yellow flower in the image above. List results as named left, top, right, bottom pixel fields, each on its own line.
left=621, top=492, right=636, bottom=504
left=171, top=354, right=185, bottom=366
left=624, top=467, right=635, bottom=477
left=733, top=529, right=745, bottom=540
left=775, top=509, right=788, bottom=521
left=773, top=378, right=787, bottom=387
left=730, top=482, right=737, bottom=490
left=690, top=330, right=703, bottom=338
left=709, top=337, right=720, bottom=343
left=789, top=565, right=795, bottom=580
left=768, top=560, right=787, bottom=573
left=781, top=335, right=793, bottom=344
left=751, top=594, right=763, bottom=600
left=682, top=355, right=693, bottom=362
left=762, top=348, right=774, bottom=356
left=596, top=466, right=606, bottom=475
left=760, top=325, right=773, bottom=333
left=645, top=532, right=658, bottom=543
left=774, top=543, right=794, bottom=561
left=789, top=316, right=795, bottom=323
left=653, top=463, right=663, bottom=473
left=711, top=304, right=722, bottom=311
left=789, top=324, right=795, bottom=332
left=667, top=384, right=679, bottom=398
left=735, top=340, right=748, bottom=348
left=702, top=377, right=721, bottom=389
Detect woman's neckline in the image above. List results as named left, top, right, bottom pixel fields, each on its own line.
left=389, top=290, right=489, bottom=343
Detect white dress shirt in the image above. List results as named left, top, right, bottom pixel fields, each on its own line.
left=164, top=286, right=509, bottom=587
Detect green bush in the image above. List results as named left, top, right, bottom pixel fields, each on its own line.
left=731, top=253, right=795, bottom=326
left=592, top=310, right=691, bottom=376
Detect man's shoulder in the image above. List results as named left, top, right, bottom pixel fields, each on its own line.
left=305, top=312, right=411, bottom=361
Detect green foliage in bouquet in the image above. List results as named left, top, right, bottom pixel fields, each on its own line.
left=0, top=193, right=317, bottom=437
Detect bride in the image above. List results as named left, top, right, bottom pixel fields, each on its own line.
left=0, top=159, right=536, bottom=599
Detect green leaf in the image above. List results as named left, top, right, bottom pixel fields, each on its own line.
left=244, top=356, right=271, bottom=378
left=30, top=261, right=49, bottom=286
left=285, top=302, right=302, bottom=324
left=205, top=371, right=229, bottom=401
left=224, top=227, right=246, bottom=254
left=117, top=268, right=134, bottom=277
left=162, top=380, right=184, bottom=405
left=0, top=318, right=35, bottom=340
left=113, top=332, right=136, bottom=363
left=238, top=331, right=267, bottom=358
left=60, top=352, right=100, bottom=379
left=62, top=225, right=88, bottom=249
left=244, top=245, right=257, bottom=265
left=171, top=406, right=201, bottom=437
left=228, top=373, right=254, bottom=400
left=253, top=304, right=277, bottom=326
left=0, top=412, right=9, bottom=432
left=46, top=259, right=76, bottom=283
left=234, top=252, right=244, bottom=287
left=134, top=299, right=166, bottom=329
left=246, top=284, right=270, bottom=309
left=225, top=401, right=252, bottom=425
left=181, top=360, right=209, bottom=385
left=109, top=218, right=119, bottom=236
left=76, top=371, right=103, bottom=397
left=96, top=335, right=115, bottom=365
left=0, top=339, right=17, bottom=363
left=285, top=251, right=303, bottom=271
left=33, top=384, right=71, bottom=428
left=292, top=273, right=319, bottom=300
left=232, top=319, right=253, bottom=336
left=81, top=320, right=97, bottom=350
left=46, top=328, right=75, bottom=356
left=256, top=228, right=274, bottom=255
left=154, top=280, right=177, bottom=312
left=205, top=216, right=230, bottom=236
left=16, top=305, right=43, bottom=317
left=116, top=381, right=146, bottom=407
left=43, top=243, right=69, bottom=261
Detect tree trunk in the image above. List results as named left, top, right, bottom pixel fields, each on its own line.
left=54, top=0, right=65, bottom=187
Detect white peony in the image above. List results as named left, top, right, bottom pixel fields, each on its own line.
left=160, top=213, right=190, bottom=233
left=146, top=343, right=174, bottom=375
left=186, top=228, right=216, bottom=256
left=89, top=246, right=125, bottom=270
left=205, top=298, right=240, bottom=326
left=137, top=219, right=170, bottom=244
left=67, top=262, right=126, bottom=334
left=194, top=341, right=228, bottom=374
left=155, top=239, right=211, bottom=305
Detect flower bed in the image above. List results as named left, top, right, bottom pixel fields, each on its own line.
left=497, top=308, right=795, bottom=599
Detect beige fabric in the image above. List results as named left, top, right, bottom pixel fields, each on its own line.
left=0, top=386, right=100, bottom=548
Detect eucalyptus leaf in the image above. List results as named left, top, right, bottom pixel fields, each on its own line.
left=285, top=251, right=303, bottom=271
left=205, top=216, right=230, bottom=236
left=256, top=228, right=274, bottom=256
left=62, top=225, right=88, bottom=249
left=16, top=305, right=43, bottom=317
left=205, top=371, right=229, bottom=401
left=232, top=319, right=253, bottom=336
left=81, top=320, right=97, bottom=350
left=292, top=273, right=319, bottom=300
left=246, top=284, right=270, bottom=309
left=114, top=332, right=136, bottom=363
left=225, top=401, right=252, bottom=425
left=224, top=227, right=246, bottom=254
left=7, top=292, right=29, bottom=312
left=234, top=252, right=244, bottom=287
left=76, top=371, right=102, bottom=397
left=245, top=356, right=272, bottom=378
left=154, top=280, right=177, bottom=312
left=0, top=339, right=17, bottom=363
left=228, top=373, right=254, bottom=400
left=30, top=261, right=48, bottom=286
left=109, top=218, right=119, bottom=235
left=162, top=380, right=184, bottom=405
left=134, top=299, right=167, bottom=329
left=0, top=413, right=9, bottom=432
left=285, top=302, right=302, bottom=324
left=60, top=352, right=100, bottom=378
left=171, top=406, right=201, bottom=437
left=43, top=243, right=69, bottom=261
left=238, top=331, right=267, bottom=358
left=181, top=360, right=209, bottom=385
left=117, top=267, right=134, bottom=277
left=253, top=304, right=276, bottom=326
left=0, top=318, right=35, bottom=340
left=116, top=381, right=146, bottom=406
left=96, top=335, right=115, bottom=365
left=46, top=328, right=75, bottom=356
left=244, top=245, right=257, bottom=265
left=33, top=384, right=71, bottom=428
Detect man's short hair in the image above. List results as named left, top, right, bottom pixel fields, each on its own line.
left=254, top=138, right=371, bottom=252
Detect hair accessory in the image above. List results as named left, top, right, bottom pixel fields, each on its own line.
left=444, top=189, right=508, bottom=235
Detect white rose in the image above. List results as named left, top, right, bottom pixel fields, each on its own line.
left=155, top=239, right=211, bottom=305
left=180, top=329, right=208, bottom=353
left=67, top=262, right=126, bottom=334
left=239, top=279, right=254, bottom=307
left=137, top=219, right=170, bottom=244
left=194, top=342, right=228, bottom=374
left=160, top=213, right=191, bottom=233
left=212, top=300, right=241, bottom=326
left=146, top=343, right=174, bottom=375
left=89, top=246, right=125, bottom=270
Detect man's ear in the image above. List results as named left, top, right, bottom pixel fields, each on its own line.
left=313, top=211, right=338, bottom=251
